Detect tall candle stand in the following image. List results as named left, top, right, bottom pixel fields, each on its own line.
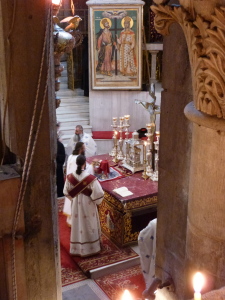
left=151, top=132, right=160, bottom=181
left=124, top=115, right=130, bottom=140
left=117, top=117, right=125, bottom=160
left=109, top=117, right=118, bottom=157
left=146, top=123, right=155, bottom=177
left=112, top=139, right=119, bottom=163
left=124, top=115, right=130, bottom=162
left=142, top=141, right=149, bottom=180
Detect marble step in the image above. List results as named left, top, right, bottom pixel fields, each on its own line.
left=89, top=256, right=140, bottom=280
left=60, top=125, right=92, bottom=137
left=59, top=97, right=89, bottom=104
left=57, top=105, right=89, bottom=115
left=58, top=126, right=92, bottom=136
left=57, top=90, right=85, bottom=97
left=56, top=118, right=90, bottom=127
left=59, top=101, right=89, bottom=107
left=57, top=113, right=89, bottom=121
left=59, top=82, right=69, bottom=89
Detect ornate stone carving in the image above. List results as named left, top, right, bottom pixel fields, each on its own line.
left=151, top=3, right=225, bottom=119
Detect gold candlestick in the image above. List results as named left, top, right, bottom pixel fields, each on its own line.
left=117, top=117, right=125, bottom=160
left=113, top=139, right=119, bottom=163
left=142, top=142, right=149, bottom=180
left=110, top=117, right=118, bottom=156
left=124, top=115, right=130, bottom=141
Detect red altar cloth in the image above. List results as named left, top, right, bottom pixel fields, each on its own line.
left=87, top=154, right=158, bottom=247
left=88, top=154, right=157, bottom=203
left=98, top=160, right=110, bottom=176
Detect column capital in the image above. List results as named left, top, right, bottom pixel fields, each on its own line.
left=184, top=101, right=225, bottom=132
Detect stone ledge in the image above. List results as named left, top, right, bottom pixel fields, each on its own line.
left=184, top=102, right=225, bottom=132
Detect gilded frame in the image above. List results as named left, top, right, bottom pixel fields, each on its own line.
left=89, top=5, right=142, bottom=90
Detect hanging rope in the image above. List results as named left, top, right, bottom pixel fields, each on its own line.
left=11, top=4, right=53, bottom=299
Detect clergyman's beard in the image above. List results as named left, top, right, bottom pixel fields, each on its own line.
left=74, top=133, right=83, bottom=142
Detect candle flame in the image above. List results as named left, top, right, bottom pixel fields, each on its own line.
left=121, top=289, right=133, bottom=300
left=193, top=272, right=204, bottom=293
left=144, top=141, right=147, bottom=146
left=52, top=0, right=61, bottom=5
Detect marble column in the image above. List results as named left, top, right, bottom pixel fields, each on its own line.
left=145, top=43, right=163, bottom=83
left=150, top=50, right=158, bottom=82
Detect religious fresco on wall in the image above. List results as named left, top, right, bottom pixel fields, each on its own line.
left=89, top=6, right=142, bottom=90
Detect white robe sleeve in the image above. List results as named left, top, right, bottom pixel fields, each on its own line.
left=82, top=133, right=97, bottom=157
left=138, top=218, right=157, bottom=289
left=89, top=179, right=104, bottom=205
left=86, top=162, right=94, bottom=175
left=63, top=177, right=72, bottom=198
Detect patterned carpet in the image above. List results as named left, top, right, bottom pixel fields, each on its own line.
left=61, top=244, right=88, bottom=286
left=59, top=212, right=138, bottom=275
left=95, top=264, right=145, bottom=300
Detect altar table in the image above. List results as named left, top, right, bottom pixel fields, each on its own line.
left=87, top=154, right=158, bottom=247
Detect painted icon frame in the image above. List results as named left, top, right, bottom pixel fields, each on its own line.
left=89, top=5, right=143, bottom=90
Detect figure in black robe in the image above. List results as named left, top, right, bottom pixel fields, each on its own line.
left=56, top=139, right=66, bottom=197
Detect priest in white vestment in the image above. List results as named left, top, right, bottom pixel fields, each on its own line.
left=65, top=124, right=97, bottom=158
left=63, top=142, right=94, bottom=226
left=138, top=218, right=157, bottom=290
left=63, top=155, right=104, bottom=257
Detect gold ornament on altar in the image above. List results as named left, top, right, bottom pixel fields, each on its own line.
left=109, top=117, right=160, bottom=180
left=122, top=130, right=145, bottom=174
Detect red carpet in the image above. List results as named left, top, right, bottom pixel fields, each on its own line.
left=60, top=241, right=88, bottom=286
left=95, top=265, right=145, bottom=300
left=59, top=212, right=138, bottom=275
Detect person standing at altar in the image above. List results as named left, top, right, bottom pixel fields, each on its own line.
left=56, top=138, right=66, bottom=197
left=65, top=125, right=97, bottom=158
left=63, top=155, right=104, bottom=257
left=63, top=142, right=94, bottom=226
left=56, top=122, right=66, bottom=197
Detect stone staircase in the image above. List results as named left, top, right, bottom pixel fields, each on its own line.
left=56, top=62, right=92, bottom=148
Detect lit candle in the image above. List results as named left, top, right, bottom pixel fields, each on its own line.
left=52, top=0, right=61, bottom=4
left=143, top=141, right=147, bottom=161
left=121, top=289, right=133, bottom=300
left=193, top=272, right=204, bottom=300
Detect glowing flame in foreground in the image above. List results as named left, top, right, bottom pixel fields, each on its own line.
left=121, top=289, right=133, bottom=300
left=52, top=0, right=61, bottom=5
left=193, top=272, right=204, bottom=293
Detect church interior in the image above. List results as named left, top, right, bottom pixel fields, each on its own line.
left=1, top=0, right=225, bottom=299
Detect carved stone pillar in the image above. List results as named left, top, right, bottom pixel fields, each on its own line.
left=151, top=0, right=225, bottom=298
